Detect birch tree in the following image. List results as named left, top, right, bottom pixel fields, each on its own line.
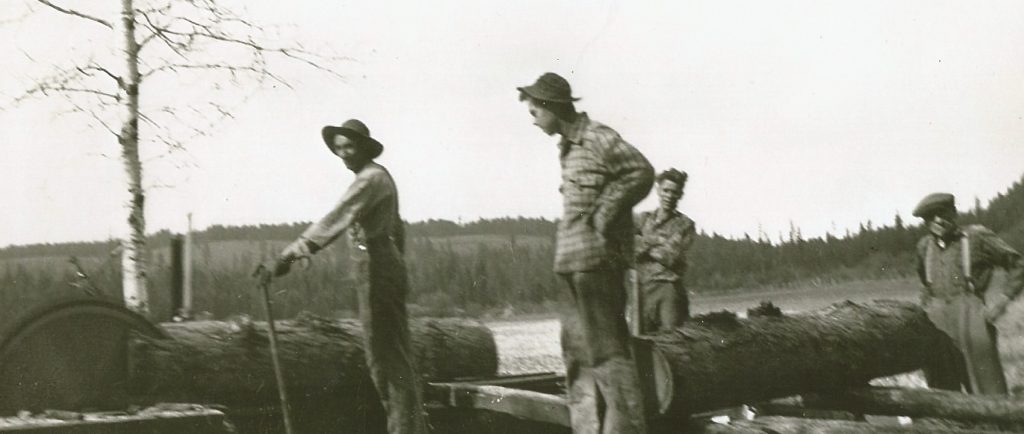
left=5, top=0, right=345, bottom=313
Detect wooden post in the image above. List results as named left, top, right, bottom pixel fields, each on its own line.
left=170, top=235, right=184, bottom=321
left=182, top=213, right=193, bottom=319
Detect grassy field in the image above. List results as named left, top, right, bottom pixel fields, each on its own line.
left=488, top=277, right=1024, bottom=396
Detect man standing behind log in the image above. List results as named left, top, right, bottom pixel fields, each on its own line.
left=913, top=192, right=1024, bottom=395
left=518, top=72, right=654, bottom=434
left=273, top=119, right=428, bottom=434
left=635, top=168, right=696, bottom=332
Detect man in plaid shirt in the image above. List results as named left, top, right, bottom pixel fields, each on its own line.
left=518, top=72, right=654, bottom=434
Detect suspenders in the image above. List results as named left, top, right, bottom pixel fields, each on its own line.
left=962, top=235, right=975, bottom=292
left=924, top=231, right=975, bottom=292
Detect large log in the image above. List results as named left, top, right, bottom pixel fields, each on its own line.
left=127, top=313, right=498, bottom=408
left=562, top=300, right=959, bottom=416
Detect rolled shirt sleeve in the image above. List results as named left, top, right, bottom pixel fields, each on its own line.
left=301, top=170, right=387, bottom=250
left=976, top=228, right=1024, bottom=300
left=642, top=213, right=695, bottom=278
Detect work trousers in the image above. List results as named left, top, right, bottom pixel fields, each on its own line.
left=560, top=267, right=649, bottom=434
left=640, top=278, right=689, bottom=333
left=922, top=294, right=1008, bottom=395
left=355, top=238, right=429, bottom=434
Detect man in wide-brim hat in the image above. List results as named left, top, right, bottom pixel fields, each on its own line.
left=271, top=118, right=428, bottom=433
left=518, top=72, right=654, bottom=434
left=912, top=192, right=1024, bottom=395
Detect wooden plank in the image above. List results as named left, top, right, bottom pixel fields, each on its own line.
left=429, top=382, right=570, bottom=427
left=703, top=416, right=1011, bottom=434
left=434, top=372, right=565, bottom=395
left=0, top=407, right=230, bottom=434
left=791, top=387, right=1024, bottom=425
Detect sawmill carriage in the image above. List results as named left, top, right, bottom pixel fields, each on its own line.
left=0, top=296, right=1022, bottom=433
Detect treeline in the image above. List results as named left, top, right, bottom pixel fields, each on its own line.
left=1, top=177, right=1022, bottom=321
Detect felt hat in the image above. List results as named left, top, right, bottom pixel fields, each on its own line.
left=321, top=119, right=383, bottom=159
left=517, top=72, right=581, bottom=103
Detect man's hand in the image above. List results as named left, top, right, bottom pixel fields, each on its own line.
left=280, top=239, right=312, bottom=263
left=984, top=293, right=1011, bottom=323
left=252, top=263, right=274, bottom=286
left=251, top=255, right=301, bottom=286
left=591, top=209, right=609, bottom=237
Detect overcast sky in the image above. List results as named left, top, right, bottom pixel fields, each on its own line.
left=1, top=0, right=1023, bottom=248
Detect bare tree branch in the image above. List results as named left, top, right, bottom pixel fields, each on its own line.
left=34, top=0, right=112, bottom=29
left=0, top=4, right=36, bottom=26
left=154, top=20, right=349, bottom=81
left=142, top=62, right=293, bottom=89
left=136, top=10, right=188, bottom=59
left=10, top=58, right=122, bottom=109
left=76, top=64, right=122, bottom=86
left=61, top=100, right=120, bottom=138
left=42, top=85, right=119, bottom=100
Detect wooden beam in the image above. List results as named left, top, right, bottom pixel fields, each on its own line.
left=757, top=387, right=1024, bottom=425
left=0, top=406, right=230, bottom=434
left=702, top=416, right=1010, bottom=434
left=428, top=382, right=570, bottom=427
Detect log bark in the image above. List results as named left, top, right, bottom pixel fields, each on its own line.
left=127, top=313, right=498, bottom=408
left=562, top=300, right=959, bottom=416
left=759, top=387, right=1024, bottom=426
left=701, top=416, right=1010, bottom=434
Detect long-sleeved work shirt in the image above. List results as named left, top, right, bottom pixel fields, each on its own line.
left=300, top=162, right=405, bottom=252
left=555, top=113, right=654, bottom=273
left=635, top=208, right=696, bottom=282
left=917, top=224, right=1024, bottom=303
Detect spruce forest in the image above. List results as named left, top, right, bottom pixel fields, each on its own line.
left=1, top=176, right=1021, bottom=322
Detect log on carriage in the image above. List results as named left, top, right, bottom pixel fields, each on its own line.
left=0, top=297, right=1021, bottom=433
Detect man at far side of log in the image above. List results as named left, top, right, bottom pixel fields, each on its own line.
left=518, top=72, right=654, bottom=434
left=634, top=168, right=696, bottom=332
left=913, top=192, right=1024, bottom=395
left=271, top=119, right=428, bottom=434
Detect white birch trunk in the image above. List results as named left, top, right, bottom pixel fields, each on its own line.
left=118, top=0, right=147, bottom=313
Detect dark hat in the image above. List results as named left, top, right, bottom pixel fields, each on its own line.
left=517, top=72, right=581, bottom=103
left=321, top=119, right=384, bottom=159
left=913, top=192, right=956, bottom=219
left=656, top=168, right=688, bottom=187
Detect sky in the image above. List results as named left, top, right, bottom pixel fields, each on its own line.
left=1, top=0, right=1023, bottom=248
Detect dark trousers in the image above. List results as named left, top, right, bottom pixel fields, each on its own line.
left=357, top=239, right=428, bottom=434
left=640, top=279, right=689, bottom=333
left=560, top=268, right=648, bottom=434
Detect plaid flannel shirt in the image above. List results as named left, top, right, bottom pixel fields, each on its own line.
left=635, top=208, right=696, bottom=282
left=301, top=162, right=405, bottom=252
left=554, top=113, right=654, bottom=273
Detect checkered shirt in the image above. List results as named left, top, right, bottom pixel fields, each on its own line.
left=554, top=113, right=654, bottom=273
left=635, top=208, right=696, bottom=282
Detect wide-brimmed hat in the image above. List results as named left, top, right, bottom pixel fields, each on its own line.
left=517, top=72, right=581, bottom=103
left=321, top=119, right=384, bottom=159
left=913, top=192, right=955, bottom=219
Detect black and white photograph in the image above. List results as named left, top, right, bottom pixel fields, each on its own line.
left=1, top=1, right=1023, bottom=433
